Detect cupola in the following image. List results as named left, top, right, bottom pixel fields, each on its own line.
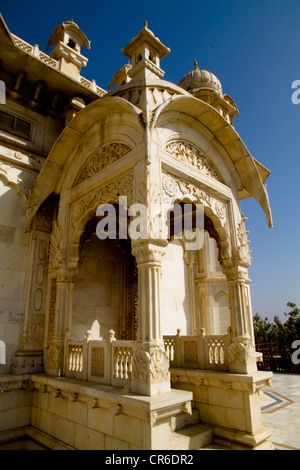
left=178, top=61, right=239, bottom=125
left=46, top=20, right=91, bottom=80
left=121, top=21, right=170, bottom=80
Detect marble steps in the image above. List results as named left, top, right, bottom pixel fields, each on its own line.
left=170, top=409, right=214, bottom=450
left=171, top=423, right=214, bottom=450
left=171, top=409, right=200, bottom=431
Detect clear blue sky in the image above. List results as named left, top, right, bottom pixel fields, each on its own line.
left=1, top=0, right=300, bottom=320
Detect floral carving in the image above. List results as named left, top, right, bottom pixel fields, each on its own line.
left=165, top=141, right=222, bottom=183
left=132, top=346, right=169, bottom=385
left=76, top=143, right=131, bottom=185
left=228, top=340, right=255, bottom=366
left=235, top=218, right=251, bottom=267
left=47, top=343, right=63, bottom=372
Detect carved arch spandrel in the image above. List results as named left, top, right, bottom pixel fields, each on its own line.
left=161, top=171, right=232, bottom=267
left=164, top=140, right=224, bottom=184
left=74, top=142, right=132, bottom=186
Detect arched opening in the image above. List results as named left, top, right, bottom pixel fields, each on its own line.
left=161, top=201, right=230, bottom=337
left=72, top=209, right=138, bottom=342
left=196, top=232, right=230, bottom=335
left=161, top=238, right=191, bottom=335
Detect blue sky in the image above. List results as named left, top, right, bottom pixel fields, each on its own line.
left=1, top=0, right=300, bottom=320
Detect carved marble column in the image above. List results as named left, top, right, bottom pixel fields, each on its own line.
left=131, top=240, right=170, bottom=396
left=224, top=265, right=256, bottom=374
left=46, top=270, right=76, bottom=376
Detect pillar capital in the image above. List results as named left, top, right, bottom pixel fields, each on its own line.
left=56, top=268, right=78, bottom=284
left=223, top=265, right=248, bottom=282
left=131, top=239, right=167, bottom=265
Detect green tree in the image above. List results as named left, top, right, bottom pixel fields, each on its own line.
left=254, top=302, right=300, bottom=358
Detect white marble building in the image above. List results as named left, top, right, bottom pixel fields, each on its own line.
left=0, top=15, right=274, bottom=450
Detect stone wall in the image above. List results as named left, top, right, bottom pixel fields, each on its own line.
left=72, top=236, right=122, bottom=341
left=0, top=180, right=29, bottom=373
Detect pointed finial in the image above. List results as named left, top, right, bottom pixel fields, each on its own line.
left=144, top=20, right=148, bottom=28
left=194, top=60, right=198, bottom=69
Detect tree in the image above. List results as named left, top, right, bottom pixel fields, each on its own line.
left=254, top=302, right=300, bottom=362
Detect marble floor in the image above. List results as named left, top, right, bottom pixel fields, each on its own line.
left=261, top=372, right=300, bottom=450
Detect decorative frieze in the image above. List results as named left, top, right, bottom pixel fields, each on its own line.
left=161, top=172, right=227, bottom=225
left=71, top=173, right=134, bottom=229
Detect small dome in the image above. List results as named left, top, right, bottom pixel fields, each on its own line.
left=178, top=61, right=222, bottom=96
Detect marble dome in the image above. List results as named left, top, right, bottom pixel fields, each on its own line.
left=178, top=61, right=223, bottom=95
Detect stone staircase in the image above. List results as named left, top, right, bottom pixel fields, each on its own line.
left=170, top=409, right=215, bottom=450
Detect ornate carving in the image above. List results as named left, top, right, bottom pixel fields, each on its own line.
left=183, top=341, right=198, bottom=364
left=188, top=376, right=205, bottom=387
left=71, top=173, right=134, bottom=233
left=235, top=218, right=251, bottom=267
left=49, top=222, right=66, bottom=269
left=21, top=379, right=35, bottom=391
left=149, top=347, right=170, bottom=384
left=132, top=346, right=169, bottom=385
left=132, top=347, right=150, bottom=384
left=228, top=340, right=255, bottom=366
left=161, top=172, right=227, bottom=224
left=0, top=161, right=37, bottom=197
left=47, top=343, right=63, bottom=372
left=28, top=314, right=44, bottom=343
left=108, top=402, right=122, bottom=416
left=147, top=410, right=158, bottom=426
left=47, top=278, right=57, bottom=346
left=90, top=346, right=105, bottom=378
left=76, top=143, right=131, bottom=185
left=165, top=141, right=222, bottom=183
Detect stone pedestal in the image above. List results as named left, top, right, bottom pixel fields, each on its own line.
left=170, top=368, right=273, bottom=450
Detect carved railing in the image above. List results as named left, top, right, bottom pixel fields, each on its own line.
left=64, top=330, right=134, bottom=386
left=64, top=327, right=230, bottom=388
left=11, top=34, right=106, bottom=96
left=163, top=329, right=230, bottom=372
